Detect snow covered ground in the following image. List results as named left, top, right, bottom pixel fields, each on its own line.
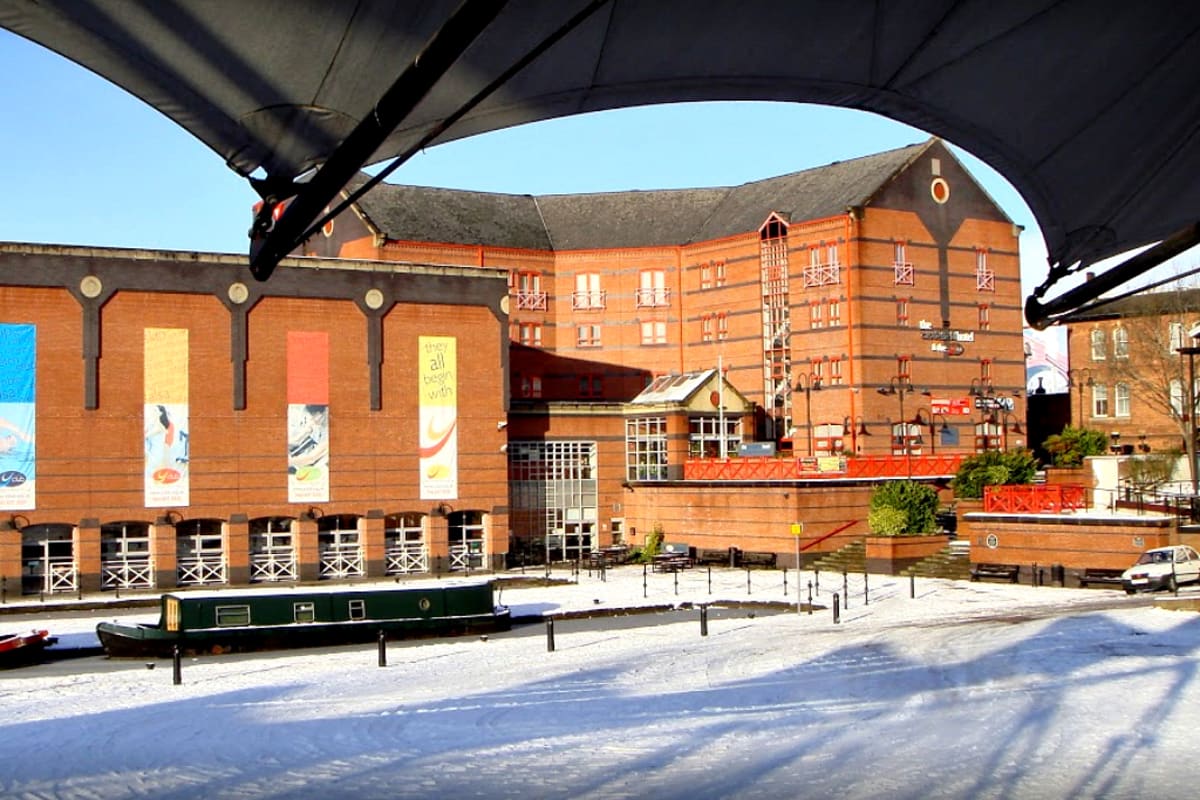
left=1, top=566, right=1198, bottom=799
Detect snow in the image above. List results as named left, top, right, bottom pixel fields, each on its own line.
left=2, top=566, right=1199, bottom=799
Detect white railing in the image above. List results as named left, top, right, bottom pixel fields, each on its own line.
left=46, top=559, right=78, bottom=594
left=894, top=261, right=914, bottom=285
left=803, top=261, right=840, bottom=287
left=449, top=543, right=484, bottom=572
left=635, top=287, right=670, bottom=308
left=385, top=543, right=429, bottom=575
left=102, top=556, right=154, bottom=590
left=571, top=290, right=606, bottom=310
left=515, top=290, right=548, bottom=311
left=177, top=555, right=226, bottom=586
left=320, top=544, right=364, bottom=579
left=976, top=267, right=995, bottom=291
left=250, top=549, right=297, bottom=582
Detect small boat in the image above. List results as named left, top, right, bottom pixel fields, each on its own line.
left=0, top=629, right=58, bottom=667
left=96, top=580, right=511, bottom=658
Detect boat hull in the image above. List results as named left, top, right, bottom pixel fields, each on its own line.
left=0, top=630, right=57, bottom=668
left=97, top=608, right=511, bottom=658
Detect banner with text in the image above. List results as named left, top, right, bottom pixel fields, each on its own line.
left=0, top=324, right=36, bottom=510
left=144, top=328, right=189, bottom=508
left=419, top=336, right=458, bottom=500
left=287, top=331, right=330, bottom=504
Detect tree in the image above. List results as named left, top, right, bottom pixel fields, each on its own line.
left=1042, top=426, right=1108, bottom=467
left=868, top=480, right=939, bottom=535
left=951, top=449, right=1038, bottom=499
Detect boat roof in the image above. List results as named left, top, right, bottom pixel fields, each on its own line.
left=163, top=578, right=493, bottom=602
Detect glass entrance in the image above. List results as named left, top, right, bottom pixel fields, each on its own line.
left=448, top=510, right=485, bottom=571
left=21, top=523, right=75, bottom=595
left=385, top=512, right=428, bottom=574
left=176, top=519, right=226, bottom=586
left=318, top=514, right=363, bottom=579
left=249, top=517, right=297, bottom=582
left=101, top=521, right=153, bottom=590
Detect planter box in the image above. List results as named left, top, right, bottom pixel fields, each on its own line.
left=864, top=534, right=950, bottom=575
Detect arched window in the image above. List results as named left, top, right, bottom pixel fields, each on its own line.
left=1090, top=328, right=1106, bottom=360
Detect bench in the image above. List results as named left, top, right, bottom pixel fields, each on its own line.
left=652, top=542, right=693, bottom=573
left=587, top=546, right=630, bottom=569
left=736, top=551, right=777, bottom=569
left=1077, top=568, right=1125, bottom=588
left=695, top=548, right=735, bottom=566
left=969, top=563, right=1020, bottom=583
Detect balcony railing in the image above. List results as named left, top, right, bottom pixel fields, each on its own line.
left=983, top=484, right=1087, bottom=513
left=682, top=454, right=965, bottom=481
left=635, top=287, right=670, bottom=308
left=515, top=290, right=548, bottom=311
left=571, top=290, right=606, bottom=310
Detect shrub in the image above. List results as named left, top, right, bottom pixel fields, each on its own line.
left=951, top=449, right=1038, bottom=499
left=635, top=523, right=664, bottom=563
left=868, top=480, right=940, bottom=534
left=1042, top=426, right=1108, bottom=467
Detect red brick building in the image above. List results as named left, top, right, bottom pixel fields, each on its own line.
left=0, top=137, right=1026, bottom=595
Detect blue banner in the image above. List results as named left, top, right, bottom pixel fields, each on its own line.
left=0, top=324, right=35, bottom=509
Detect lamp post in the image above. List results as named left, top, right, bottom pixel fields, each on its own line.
left=912, top=406, right=933, bottom=454
left=845, top=415, right=871, bottom=454
left=930, top=412, right=953, bottom=454
left=793, top=373, right=822, bottom=457
left=1067, top=368, right=1093, bottom=429
left=1002, top=411, right=1024, bottom=450
left=877, top=377, right=917, bottom=478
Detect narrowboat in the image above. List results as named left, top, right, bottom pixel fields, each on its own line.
left=96, top=580, right=510, bottom=657
left=0, top=629, right=57, bottom=667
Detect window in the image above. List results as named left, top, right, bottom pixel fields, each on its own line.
left=517, top=322, right=542, bottom=347
left=1113, top=327, right=1129, bottom=359
left=1090, top=328, right=1106, bottom=360
left=1171, top=378, right=1184, bottom=416
left=700, top=262, right=712, bottom=290
left=626, top=417, right=668, bottom=481
left=215, top=605, right=251, bottom=627
left=688, top=415, right=742, bottom=459
left=809, top=302, right=823, bottom=329
left=714, top=260, right=726, bottom=287
left=829, top=358, right=843, bottom=386
left=701, top=314, right=713, bottom=342
left=803, top=244, right=840, bottom=287
left=976, top=249, right=994, bottom=292
left=1115, top=382, right=1131, bottom=417
left=636, top=270, right=669, bottom=307
left=640, top=321, right=667, bottom=345
left=348, top=599, right=366, bottom=620
left=517, top=374, right=543, bottom=399
left=576, top=324, right=602, bottom=348
left=294, top=602, right=316, bottom=623
left=512, top=271, right=546, bottom=311
left=716, top=312, right=729, bottom=341
left=578, top=374, right=603, bottom=397
left=1092, top=383, right=1109, bottom=417
left=1170, top=321, right=1185, bottom=352
left=897, top=357, right=912, bottom=380
left=893, top=241, right=913, bottom=285
left=897, top=298, right=910, bottom=326
left=573, top=273, right=605, bottom=310
left=980, top=359, right=992, bottom=381
left=978, top=304, right=990, bottom=331
left=828, top=299, right=841, bottom=327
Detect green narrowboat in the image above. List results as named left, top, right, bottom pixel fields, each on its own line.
left=96, top=580, right=510, bottom=657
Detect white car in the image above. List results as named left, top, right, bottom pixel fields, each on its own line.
left=1121, top=545, right=1200, bottom=594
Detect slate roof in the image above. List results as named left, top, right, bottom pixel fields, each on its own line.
left=350, top=140, right=932, bottom=251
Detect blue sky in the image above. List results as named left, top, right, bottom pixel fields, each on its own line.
left=0, top=29, right=1052, bottom=284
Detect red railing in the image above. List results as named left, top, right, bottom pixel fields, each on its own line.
left=682, top=454, right=965, bottom=481
left=983, top=484, right=1088, bottom=513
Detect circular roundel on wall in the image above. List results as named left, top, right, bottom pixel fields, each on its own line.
left=79, top=275, right=103, bottom=299
left=931, top=177, right=951, bottom=204
left=986, top=533, right=999, bottom=549
left=321, top=206, right=335, bottom=237
left=710, top=390, right=721, bottom=408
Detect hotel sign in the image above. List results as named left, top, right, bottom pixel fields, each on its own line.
left=919, top=321, right=973, bottom=356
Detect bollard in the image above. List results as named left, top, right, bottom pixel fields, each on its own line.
left=377, top=629, right=387, bottom=667
left=783, top=565, right=788, bottom=596
left=1032, top=562, right=1038, bottom=587
left=707, top=565, right=712, bottom=595
left=910, top=573, right=915, bottom=598
left=864, top=572, right=869, bottom=606
left=546, top=617, right=556, bottom=652
left=807, top=581, right=813, bottom=615
left=172, top=645, right=182, bottom=685
left=700, top=605, right=709, bottom=637
left=643, top=564, right=648, bottom=598
left=833, top=592, right=840, bottom=624
left=674, top=569, right=679, bottom=596
left=746, top=566, right=752, bottom=596
left=815, top=567, right=820, bottom=594
left=601, top=561, right=607, bottom=583
left=842, top=571, right=849, bottom=610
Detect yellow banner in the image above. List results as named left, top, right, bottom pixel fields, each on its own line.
left=419, top=336, right=458, bottom=500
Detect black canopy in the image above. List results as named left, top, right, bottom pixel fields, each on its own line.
left=3, top=1, right=1198, bottom=325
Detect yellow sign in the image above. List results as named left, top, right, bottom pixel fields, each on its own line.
left=790, top=522, right=804, bottom=536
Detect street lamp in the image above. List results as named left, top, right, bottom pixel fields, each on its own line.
left=1176, top=338, right=1200, bottom=498
left=1067, top=368, right=1093, bottom=429
left=912, top=407, right=933, bottom=454
left=877, top=377, right=921, bottom=478
left=1001, top=411, right=1024, bottom=450
left=844, top=415, right=871, bottom=453
left=793, top=373, right=822, bottom=456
